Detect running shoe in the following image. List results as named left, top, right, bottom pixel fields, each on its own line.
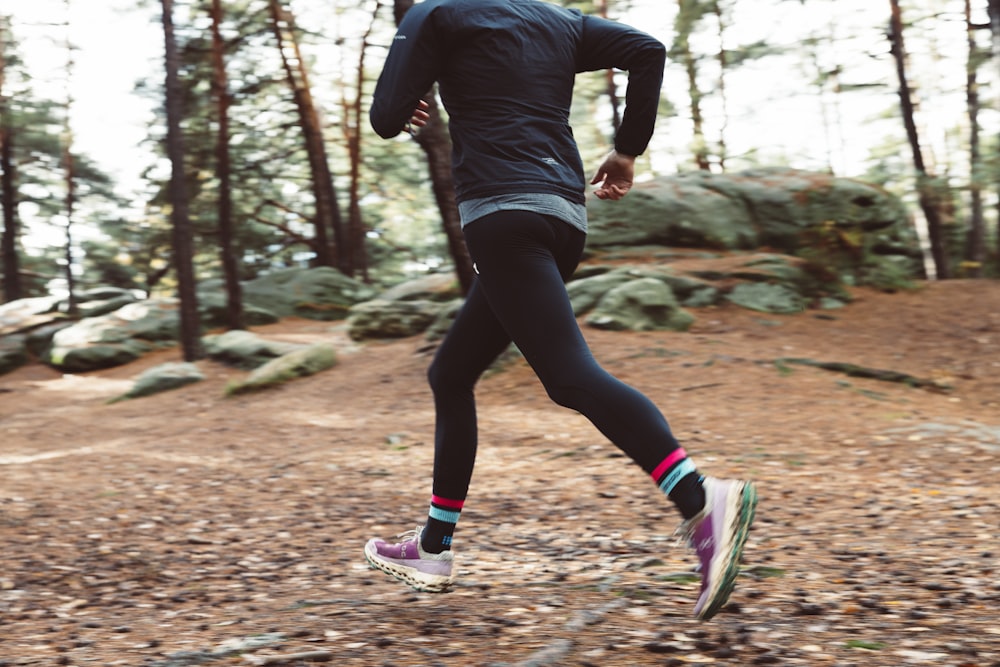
left=679, top=477, right=757, bottom=620
left=364, top=527, right=454, bottom=593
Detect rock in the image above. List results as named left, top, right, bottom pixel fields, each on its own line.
left=75, top=294, right=138, bottom=319
left=658, top=274, right=722, bottom=307
left=196, top=293, right=280, bottom=328
left=0, top=334, right=28, bottom=375
left=347, top=299, right=447, bottom=341
left=566, top=269, right=640, bottom=316
left=0, top=298, right=66, bottom=374
left=24, top=321, right=75, bottom=358
left=586, top=168, right=923, bottom=289
left=726, top=282, right=806, bottom=314
left=239, top=267, right=377, bottom=321
left=75, top=286, right=137, bottom=301
left=114, top=362, right=205, bottom=401
left=0, top=295, right=65, bottom=336
left=586, top=278, right=695, bottom=332
left=45, top=299, right=180, bottom=372
left=588, top=176, right=756, bottom=249
left=377, top=273, right=462, bottom=303
left=226, top=343, right=336, bottom=394
left=202, top=330, right=304, bottom=370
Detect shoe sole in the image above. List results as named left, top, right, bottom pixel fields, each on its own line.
left=697, top=481, right=758, bottom=621
left=363, top=541, right=453, bottom=593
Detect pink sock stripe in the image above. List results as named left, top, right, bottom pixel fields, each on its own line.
left=650, top=448, right=688, bottom=481
left=431, top=495, right=465, bottom=510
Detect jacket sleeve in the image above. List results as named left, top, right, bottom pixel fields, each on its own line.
left=369, top=0, right=444, bottom=139
left=576, top=16, right=666, bottom=157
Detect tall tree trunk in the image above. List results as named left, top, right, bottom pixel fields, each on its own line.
left=162, top=0, right=203, bottom=360
left=989, top=0, right=1000, bottom=273
left=964, top=0, right=985, bottom=277
left=62, top=131, right=77, bottom=312
left=675, top=0, right=710, bottom=171
left=391, top=0, right=474, bottom=295
left=0, top=120, right=17, bottom=303
left=62, top=0, right=78, bottom=315
left=0, top=17, right=22, bottom=303
left=888, top=0, right=951, bottom=279
left=596, top=0, right=622, bottom=134
left=412, top=98, right=473, bottom=294
left=210, top=0, right=245, bottom=330
left=268, top=0, right=345, bottom=272
left=342, top=2, right=380, bottom=284
left=712, top=0, right=729, bottom=172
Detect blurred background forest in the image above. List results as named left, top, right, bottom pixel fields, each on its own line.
left=1, top=0, right=999, bottom=328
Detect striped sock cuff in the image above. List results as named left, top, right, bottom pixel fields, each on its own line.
left=658, top=458, right=697, bottom=495
left=431, top=495, right=465, bottom=510
left=429, top=495, right=465, bottom=525
left=650, top=448, right=688, bottom=482
left=429, top=505, right=462, bottom=524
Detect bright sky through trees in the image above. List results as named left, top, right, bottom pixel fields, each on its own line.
left=4, top=0, right=992, bottom=194
left=7, top=1, right=160, bottom=199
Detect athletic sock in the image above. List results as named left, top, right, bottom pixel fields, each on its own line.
left=420, top=495, right=464, bottom=553
left=651, top=448, right=706, bottom=520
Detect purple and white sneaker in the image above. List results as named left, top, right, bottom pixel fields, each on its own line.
left=680, top=477, right=757, bottom=620
left=364, top=527, right=454, bottom=593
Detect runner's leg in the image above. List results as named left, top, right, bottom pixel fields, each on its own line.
left=422, top=278, right=513, bottom=550
left=462, top=210, right=704, bottom=517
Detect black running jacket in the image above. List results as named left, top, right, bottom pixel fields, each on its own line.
left=369, top=0, right=665, bottom=205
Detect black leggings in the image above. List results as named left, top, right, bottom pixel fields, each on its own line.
left=427, top=210, right=682, bottom=501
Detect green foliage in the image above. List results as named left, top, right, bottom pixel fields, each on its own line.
left=80, top=235, right=143, bottom=291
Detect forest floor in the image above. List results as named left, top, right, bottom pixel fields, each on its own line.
left=1, top=278, right=999, bottom=667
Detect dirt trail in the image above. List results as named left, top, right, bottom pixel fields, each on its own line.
left=1, top=280, right=998, bottom=666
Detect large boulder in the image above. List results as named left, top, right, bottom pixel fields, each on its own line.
left=726, top=282, right=806, bottom=314
left=347, top=299, right=448, bottom=341
left=0, top=296, right=65, bottom=336
left=226, top=343, right=337, bottom=395
left=348, top=274, right=463, bottom=342
left=0, top=334, right=28, bottom=375
left=74, top=287, right=139, bottom=318
left=45, top=299, right=181, bottom=372
left=588, top=177, right=756, bottom=249
left=0, top=296, right=68, bottom=374
left=202, top=330, right=304, bottom=370
left=196, top=291, right=280, bottom=328
left=587, top=168, right=923, bottom=289
left=586, top=277, right=695, bottom=332
left=113, top=362, right=205, bottom=401
left=377, top=273, right=461, bottom=303
left=566, top=270, right=639, bottom=315
left=239, top=267, right=377, bottom=321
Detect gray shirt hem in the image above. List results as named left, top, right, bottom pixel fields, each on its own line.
left=458, top=193, right=588, bottom=234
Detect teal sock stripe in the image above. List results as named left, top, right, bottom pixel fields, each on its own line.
left=658, top=458, right=697, bottom=495
left=428, top=505, right=461, bottom=524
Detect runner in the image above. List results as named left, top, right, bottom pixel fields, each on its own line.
left=364, top=0, right=756, bottom=620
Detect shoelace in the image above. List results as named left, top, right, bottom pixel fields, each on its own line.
left=395, top=526, right=424, bottom=543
